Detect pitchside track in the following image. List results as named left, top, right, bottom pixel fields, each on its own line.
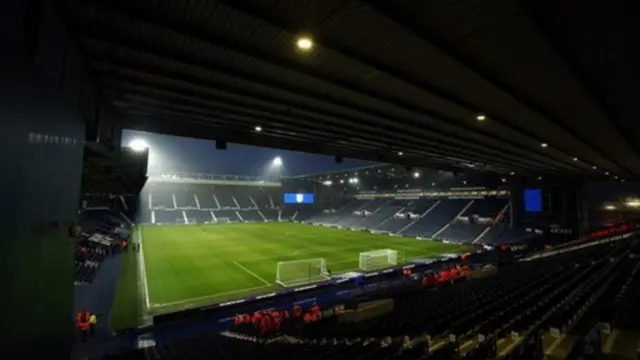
left=138, top=222, right=473, bottom=314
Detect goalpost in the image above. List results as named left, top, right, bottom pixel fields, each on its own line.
left=276, top=258, right=330, bottom=287
left=359, top=249, right=398, bottom=271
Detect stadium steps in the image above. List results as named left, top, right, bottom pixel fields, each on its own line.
left=431, top=200, right=474, bottom=238
left=374, top=205, right=407, bottom=230
left=472, top=203, right=510, bottom=244
left=397, top=200, right=441, bottom=234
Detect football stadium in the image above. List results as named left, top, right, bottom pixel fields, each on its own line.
left=6, top=1, right=640, bottom=360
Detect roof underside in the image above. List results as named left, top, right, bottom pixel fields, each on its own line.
left=63, top=0, right=640, bottom=179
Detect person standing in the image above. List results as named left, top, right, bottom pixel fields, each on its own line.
left=89, top=313, right=97, bottom=337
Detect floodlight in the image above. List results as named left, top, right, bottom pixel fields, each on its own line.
left=296, top=37, right=313, bottom=50
left=272, top=156, right=283, bottom=166
left=128, top=139, right=148, bottom=152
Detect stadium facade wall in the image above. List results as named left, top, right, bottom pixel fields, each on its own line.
left=1, top=2, right=88, bottom=357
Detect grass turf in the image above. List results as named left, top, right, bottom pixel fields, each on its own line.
left=111, top=222, right=473, bottom=330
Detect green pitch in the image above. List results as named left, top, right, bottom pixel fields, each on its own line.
left=110, top=222, right=473, bottom=330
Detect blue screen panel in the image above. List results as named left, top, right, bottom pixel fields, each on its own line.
left=524, top=188, right=542, bottom=213
left=284, top=193, right=315, bottom=204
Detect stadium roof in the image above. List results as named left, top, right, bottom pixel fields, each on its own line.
left=63, top=0, right=640, bottom=180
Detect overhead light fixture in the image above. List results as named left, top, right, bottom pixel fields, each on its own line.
left=592, top=166, right=597, bottom=170
left=501, top=178, right=506, bottom=183
left=605, top=172, right=610, bottom=175
left=573, top=157, right=578, bottom=162
left=614, top=176, right=619, bottom=179
left=510, top=172, right=515, bottom=176
left=413, top=171, right=420, bottom=179
left=397, top=151, right=404, bottom=156
left=540, top=143, right=548, bottom=148
left=254, top=126, right=262, bottom=132
left=604, top=205, right=617, bottom=211
left=296, top=37, right=313, bottom=50
left=476, top=114, right=486, bottom=121
left=537, top=176, right=542, bottom=180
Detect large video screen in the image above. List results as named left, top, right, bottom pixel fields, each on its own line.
left=524, top=188, right=542, bottom=213
left=283, top=193, right=315, bottom=204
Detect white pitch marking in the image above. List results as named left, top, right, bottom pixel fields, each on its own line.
left=151, top=284, right=273, bottom=308
left=232, top=261, right=271, bottom=285
left=138, top=227, right=151, bottom=310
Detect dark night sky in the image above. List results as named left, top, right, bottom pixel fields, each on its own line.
left=122, top=130, right=378, bottom=176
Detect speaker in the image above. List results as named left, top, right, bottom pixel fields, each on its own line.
left=216, top=140, right=227, bottom=150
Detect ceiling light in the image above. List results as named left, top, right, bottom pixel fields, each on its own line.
left=501, top=178, right=506, bottom=183
left=397, top=151, right=404, bottom=156
left=296, top=37, right=313, bottom=50
left=592, top=166, right=597, bottom=170
left=510, top=172, right=515, bottom=176
left=413, top=171, right=420, bottom=179
left=605, top=172, right=610, bottom=175
left=537, top=176, right=542, bottom=180
left=476, top=114, right=486, bottom=121
left=255, top=126, right=262, bottom=132
left=572, top=157, right=578, bottom=161
left=540, top=143, right=548, bottom=148
left=614, top=176, right=619, bottom=179
left=604, top=205, right=617, bottom=211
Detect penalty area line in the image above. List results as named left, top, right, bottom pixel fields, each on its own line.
left=232, top=261, right=271, bottom=286
left=150, top=284, right=273, bottom=308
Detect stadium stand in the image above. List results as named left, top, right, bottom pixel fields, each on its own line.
left=402, top=200, right=471, bottom=238
left=104, top=232, right=640, bottom=360
left=436, top=199, right=508, bottom=243
left=376, top=199, right=438, bottom=234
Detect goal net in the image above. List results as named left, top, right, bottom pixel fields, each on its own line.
left=276, top=258, right=330, bottom=287
left=359, top=249, right=398, bottom=271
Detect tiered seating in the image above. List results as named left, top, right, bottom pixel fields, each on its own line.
left=261, top=208, right=279, bottom=221
left=308, top=200, right=368, bottom=224
left=106, top=239, right=635, bottom=360
left=185, top=210, right=214, bottom=224
left=334, top=199, right=387, bottom=228
left=213, top=209, right=240, bottom=222
left=481, top=227, right=536, bottom=244
left=251, top=189, right=273, bottom=209
left=241, top=209, right=264, bottom=221
left=437, top=199, right=507, bottom=243
left=175, top=189, right=197, bottom=208
left=350, top=200, right=408, bottom=230
left=234, top=192, right=255, bottom=209
left=403, top=200, right=470, bottom=238
left=214, top=188, right=238, bottom=208
left=151, top=191, right=174, bottom=208
left=74, top=244, right=108, bottom=284
left=194, top=187, right=218, bottom=209
left=156, top=210, right=185, bottom=224
left=376, top=199, right=436, bottom=233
